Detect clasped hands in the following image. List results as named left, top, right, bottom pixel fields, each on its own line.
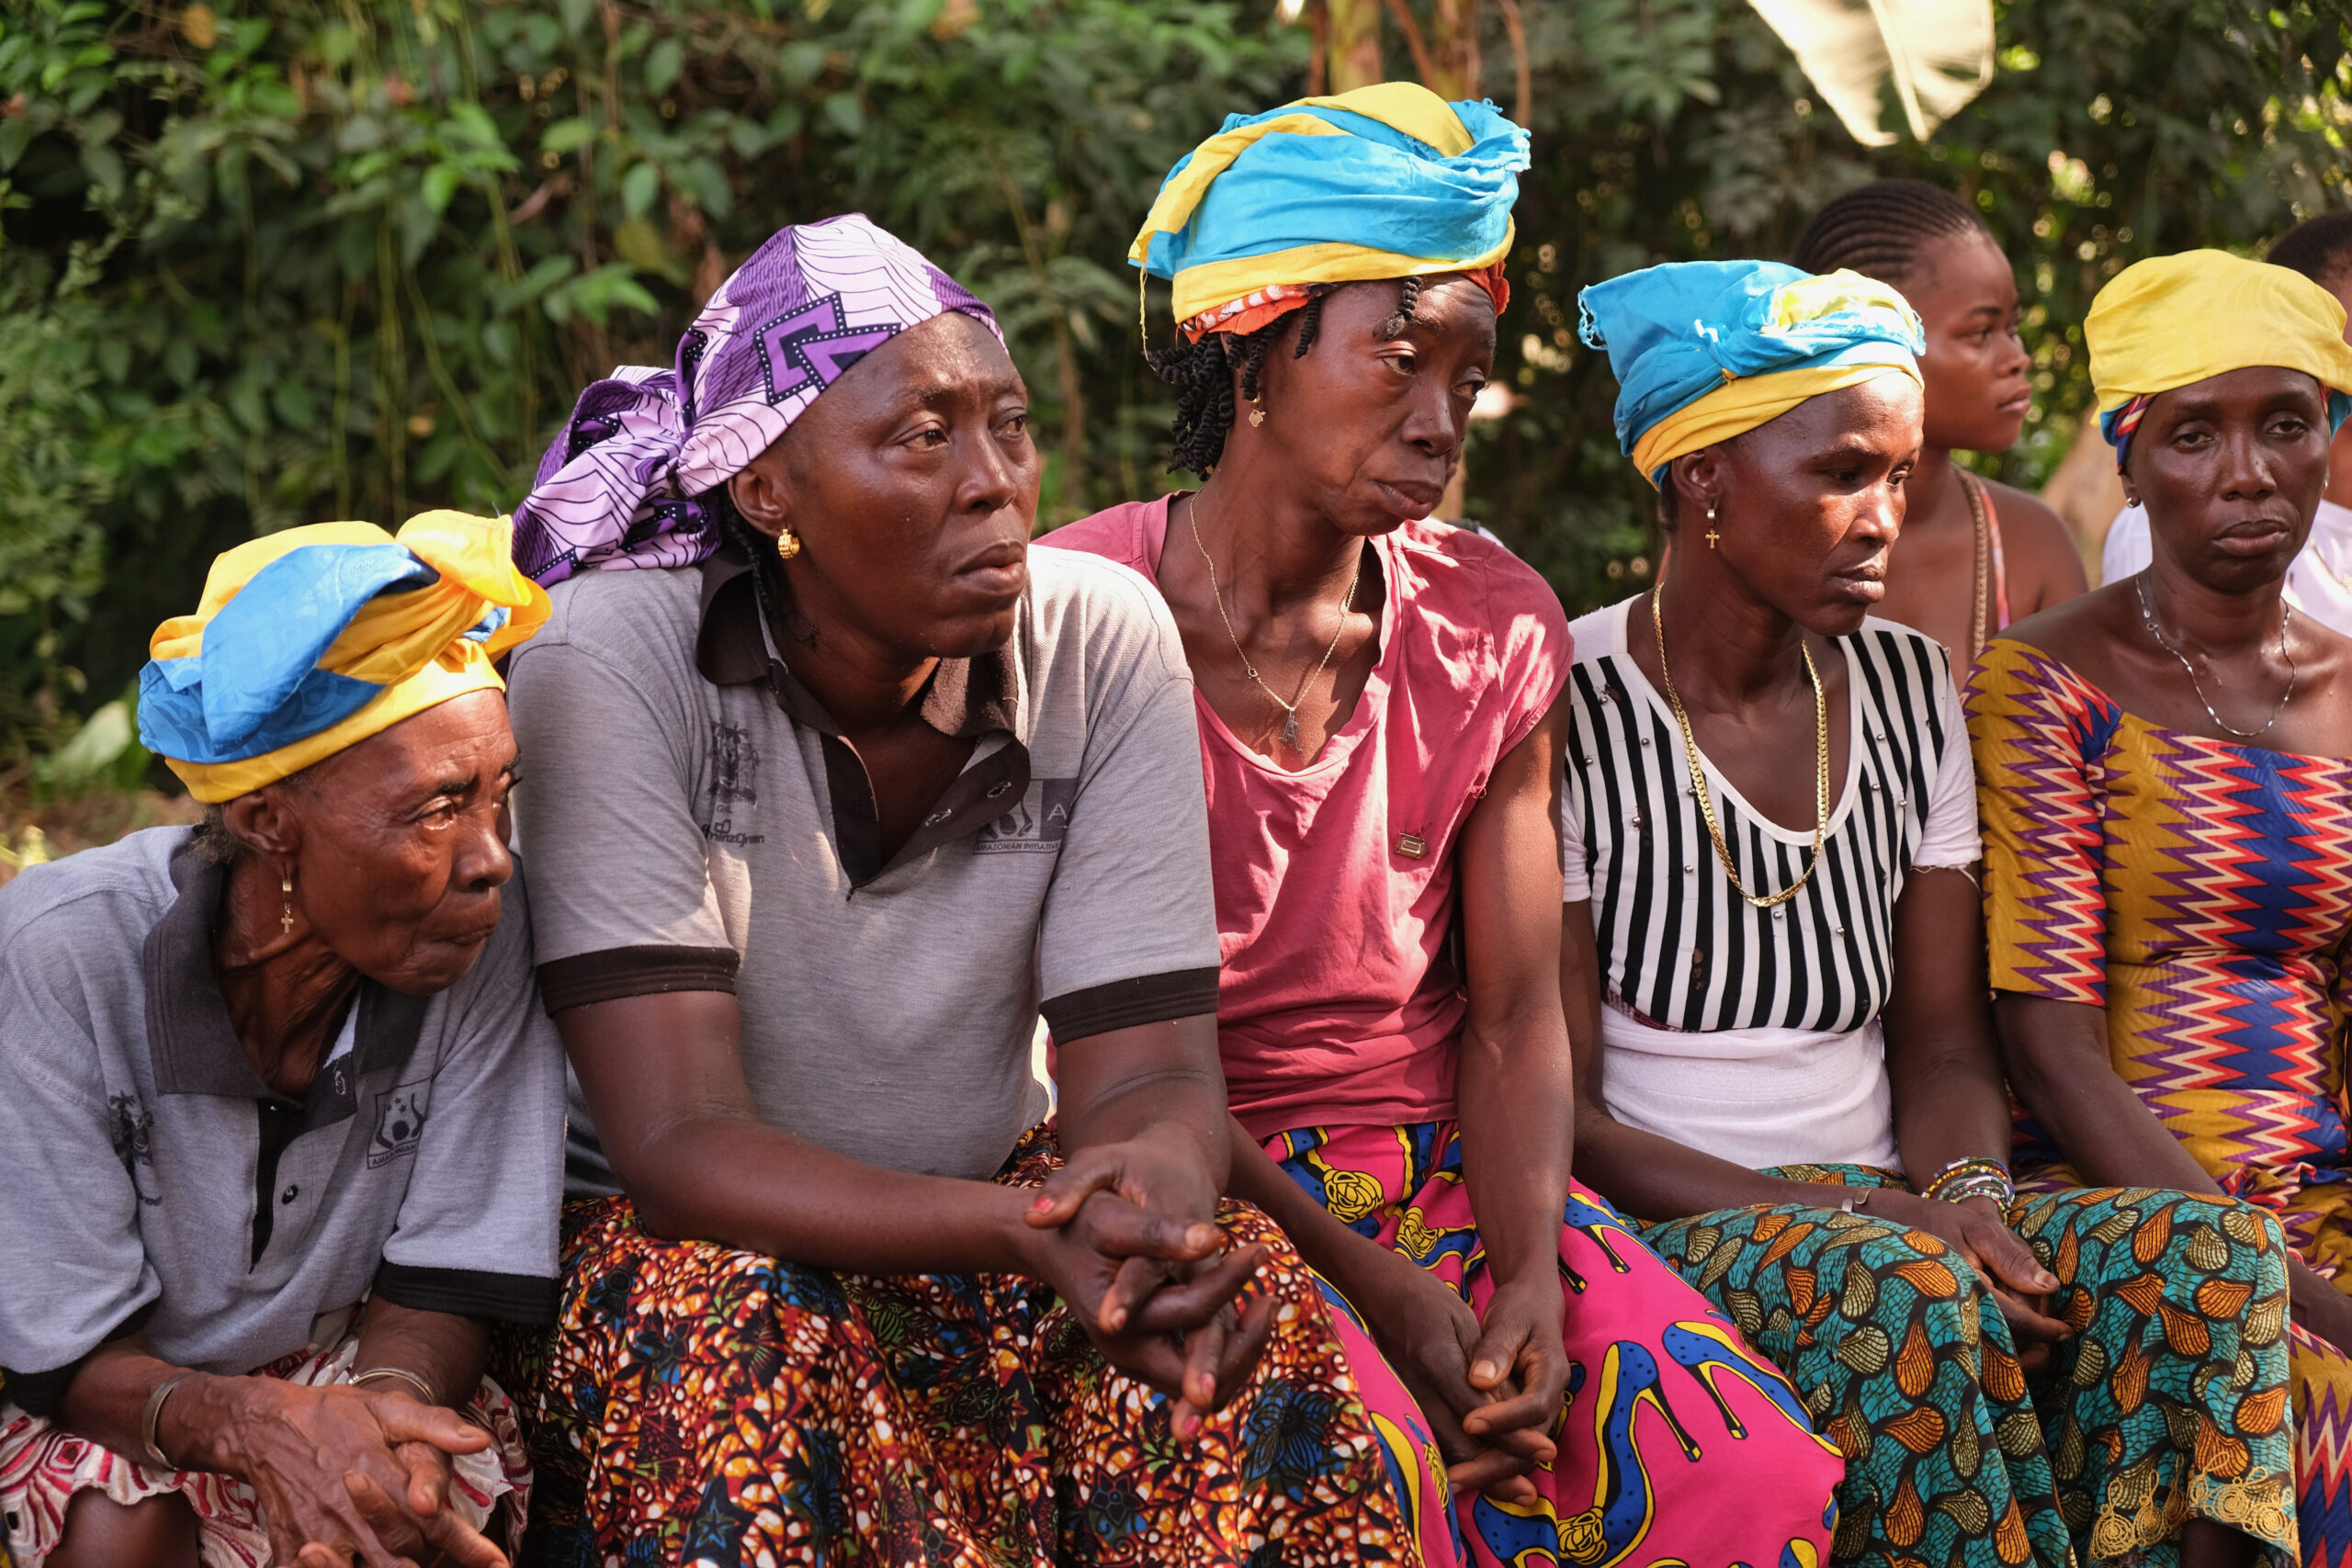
left=187, top=1374, right=506, bottom=1568
left=1018, top=1139, right=1280, bottom=1441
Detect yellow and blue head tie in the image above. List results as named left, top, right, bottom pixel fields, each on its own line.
left=2088, top=248, right=2352, bottom=472
left=139, top=511, right=550, bottom=803
left=1128, top=81, right=1532, bottom=344
left=1577, top=260, right=1926, bottom=487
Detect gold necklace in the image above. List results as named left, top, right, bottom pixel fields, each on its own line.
left=1647, top=579, right=1831, bottom=909
left=1189, top=489, right=1363, bottom=753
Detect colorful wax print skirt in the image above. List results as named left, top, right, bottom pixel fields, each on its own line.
left=0, top=1327, right=530, bottom=1568
left=2017, top=1164, right=2352, bottom=1568
left=503, top=1129, right=1424, bottom=1566
left=1637, top=1165, right=2299, bottom=1567
left=1267, top=1121, right=1847, bottom=1568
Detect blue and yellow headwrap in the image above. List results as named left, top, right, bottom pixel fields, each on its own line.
left=1128, top=82, right=1531, bottom=343
left=2089, top=249, right=2352, bottom=472
left=139, top=512, right=550, bottom=803
left=1577, top=260, right=1926, bottom=486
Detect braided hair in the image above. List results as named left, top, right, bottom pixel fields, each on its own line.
left=704, top=480, right=799, bottom=649
left=1147, top=277, right=1424, bottom=475
left=1792, top=179, right=1990, bottom=289
left=2268, top=211, right=2352, bottom=290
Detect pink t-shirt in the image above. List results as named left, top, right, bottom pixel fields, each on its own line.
left=1044, top=498, right=1571, bottom=1138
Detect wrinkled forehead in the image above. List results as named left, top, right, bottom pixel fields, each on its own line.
left=2146, top=364, right=2330, bottom=422
left=1750, top=373, right=1924, bottom=460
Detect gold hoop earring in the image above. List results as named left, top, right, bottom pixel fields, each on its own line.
left=775, top=528, right=802, bottom=562
left=1703, top=502, right=1721, bottom=550
left=279, top=869, right=296, bottom=935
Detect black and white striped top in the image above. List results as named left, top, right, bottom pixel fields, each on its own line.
left=1563, top=600, right=1979, bottom=1036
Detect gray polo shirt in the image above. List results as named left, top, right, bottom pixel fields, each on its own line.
left=0, top=829, right=565, bottom=1410
left=505, top=546, right=1220, bottom=1191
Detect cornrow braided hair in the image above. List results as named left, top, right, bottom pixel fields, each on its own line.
left=705, top=481, right=797, bottom=653
left=1792, top=179, right=1989, bottom=288
left=1147, top=279, right=1420, bottom=475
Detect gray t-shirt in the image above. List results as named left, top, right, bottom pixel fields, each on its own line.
left=0, top=829, right=565, bottom=1406
left=506, top=547, right=1220, bottom=1190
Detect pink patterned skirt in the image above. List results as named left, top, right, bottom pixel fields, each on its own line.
left=0, top=1330, right=531, bottom=1568
left=1268, top=1121, right=1846, bottom=1567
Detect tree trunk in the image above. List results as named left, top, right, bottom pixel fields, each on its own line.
left=1327, top=0, right=1384, bottom=91
left=1424, top=0, right=1479, bottom=99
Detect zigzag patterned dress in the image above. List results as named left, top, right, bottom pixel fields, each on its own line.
left=1971, top=636, right=2352, bottom=1565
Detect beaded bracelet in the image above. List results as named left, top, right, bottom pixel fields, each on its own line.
left=1922, top=1156, right=2014, bottom=1208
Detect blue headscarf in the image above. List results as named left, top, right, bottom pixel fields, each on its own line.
left=1129, top=82, right=1530, bottom=340
left=1577, top=260, right=1926, bottom=484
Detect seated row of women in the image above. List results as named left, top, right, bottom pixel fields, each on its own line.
left=5, top=82, right=2352, bottom=1568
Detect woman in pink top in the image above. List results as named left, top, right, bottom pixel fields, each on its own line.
left=1046, top=85, right=1844, bottom=1568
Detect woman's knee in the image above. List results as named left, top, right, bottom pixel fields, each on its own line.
left=47, top=1487, right=199, bottom=1568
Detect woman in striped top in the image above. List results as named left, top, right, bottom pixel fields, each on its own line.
left=1563, top=259, right=2297, bottom=1568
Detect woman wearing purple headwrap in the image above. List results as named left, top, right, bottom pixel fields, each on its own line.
left=496, top=214, right=1423, bottom=1563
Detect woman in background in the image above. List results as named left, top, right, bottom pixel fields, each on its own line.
left=1974, top=247, right=2352, bottom=1566
left=1794, top=180, right=2086, bottom=659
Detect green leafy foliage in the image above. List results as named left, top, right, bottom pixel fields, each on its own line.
left=0, top=0, right=2344, bottom=768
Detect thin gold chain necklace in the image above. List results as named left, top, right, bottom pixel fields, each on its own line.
left=1647, top=579, right=1831, bottom=909
left=1189, top=490, right=1362, bottom=753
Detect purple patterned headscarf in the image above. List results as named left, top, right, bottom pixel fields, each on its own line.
left=512, top=213, right=1000, bottom=585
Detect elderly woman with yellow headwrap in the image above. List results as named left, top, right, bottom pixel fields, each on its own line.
left=1973, top=250, right=2352, bottom=1565
left=0, top=513, right=561, bottom=1568
left=1561, top=258, right=2299, bottom=1567
left=1052, top=89, right=1846, bottom=1568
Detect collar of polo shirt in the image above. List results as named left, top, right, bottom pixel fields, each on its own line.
left=142, top=841, right=430, bottom=1104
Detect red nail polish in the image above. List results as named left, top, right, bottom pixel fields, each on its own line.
left=1029, top=1194, right=1054, bottom=1213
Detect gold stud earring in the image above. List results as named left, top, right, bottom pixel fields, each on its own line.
left=1704, top=502, right=1722, bottom=550
left=775, top=528, right=802, bottom=562
left=279, top=870, right=296, bottom=935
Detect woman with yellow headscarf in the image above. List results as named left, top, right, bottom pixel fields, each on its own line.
left=1052, top=88, right=1845, bottom=1568
left=0, top=512, right=562, bottom=1568
left=1562, top=257, right=2299, bottom=1567
left=1973, top=249, right=2352, bottom=1565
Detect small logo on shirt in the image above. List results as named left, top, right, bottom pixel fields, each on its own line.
left=107, top=1094, right=160, bottom=1206
left=707, top=722, right=765, bottom=846
left=368, top=1079, right=433, bottom=1168
left=973, top=778, right=1077, bottom=854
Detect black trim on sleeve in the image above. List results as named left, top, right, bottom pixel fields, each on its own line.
left=1041, top=967, right=1222, bottom=1043
left=4, top=1302, right=160, bottom=1418
left=372, top=1262, right=562, bottom=1325
left=537, top=945, right=741, bottom=1014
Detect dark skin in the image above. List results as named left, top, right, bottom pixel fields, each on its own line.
left=557, top=311, right=1274, bottom=1444
left=1568, top=378, right=2257, bottom=1565
left=1868, top=228, right=2086, bottom=654
left=1103, top=276, right=1580, bottom=1500
left=51, top=689, right=524, bottom=1568
left=1992, top=367, right=2352, bottom=1365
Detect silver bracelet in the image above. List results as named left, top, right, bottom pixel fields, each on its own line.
left=349, top=1365, right=440, bottom=1406
left=141, top=1371, right=195, bottom=1471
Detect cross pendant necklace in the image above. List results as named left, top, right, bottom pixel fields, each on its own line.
left=1189, top=491, right=1362, bottom=754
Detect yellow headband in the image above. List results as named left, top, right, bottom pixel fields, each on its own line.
left=1631, top=362, right=1924, bottom=486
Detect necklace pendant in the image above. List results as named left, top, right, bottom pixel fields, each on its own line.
left=1280, top=713, right=1302, bottom=750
